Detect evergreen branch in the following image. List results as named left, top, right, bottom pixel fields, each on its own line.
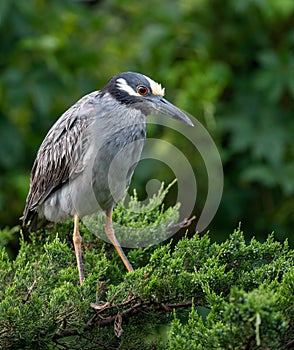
left=51, top=299, right=194, bottom=340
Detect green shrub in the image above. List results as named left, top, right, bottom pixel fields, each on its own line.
left=0, top=187, right=292, bottom=349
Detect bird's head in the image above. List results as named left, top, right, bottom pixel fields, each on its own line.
left=102, top=72, right=193, bottom=126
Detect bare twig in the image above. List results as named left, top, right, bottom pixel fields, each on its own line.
left=22, top=278, right=39, bottom=304
left=52, top=298, right=194, bottom=341
left=170, top=216, right=196, bottom=230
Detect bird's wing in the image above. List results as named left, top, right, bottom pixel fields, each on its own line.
left=23, top=91, right=99, bottom=226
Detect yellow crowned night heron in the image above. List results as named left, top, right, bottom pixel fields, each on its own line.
left=23, top=72, right=193, bottom=285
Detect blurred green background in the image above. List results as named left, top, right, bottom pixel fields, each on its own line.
left=1, top=0, right=293, bottom=250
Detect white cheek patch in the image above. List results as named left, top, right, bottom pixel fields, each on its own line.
left=116, top=78, right=140, bottom=97
left=144, top=75, right=165, bottom=96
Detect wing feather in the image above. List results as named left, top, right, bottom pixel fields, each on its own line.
left=23, top=91, right=99, bottom=228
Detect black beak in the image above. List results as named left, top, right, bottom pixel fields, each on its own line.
left=150, top=96, right=194, bottom=126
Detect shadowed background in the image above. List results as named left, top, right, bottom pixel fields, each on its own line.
left=1, top=0, right=293, bottom=254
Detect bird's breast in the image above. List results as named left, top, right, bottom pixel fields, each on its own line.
left=91, top=120, right=146, bottom=209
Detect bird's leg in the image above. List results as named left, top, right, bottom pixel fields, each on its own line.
left=105, top=209, right=134, bottom=272
left=73, top=213, right=85, bottom=285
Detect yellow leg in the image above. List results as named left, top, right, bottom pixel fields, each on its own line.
left=105, top=209, right=133, bottom=272
left=73, top=213, right=84, bottom=285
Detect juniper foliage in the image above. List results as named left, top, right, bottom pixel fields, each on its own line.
left=0, top=186, right=293, bottom=349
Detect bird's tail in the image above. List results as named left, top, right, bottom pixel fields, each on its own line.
left=22, top=209, right=48, bottom=234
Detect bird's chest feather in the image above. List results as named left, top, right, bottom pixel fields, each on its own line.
left=90, top=112, right=146, bottom=209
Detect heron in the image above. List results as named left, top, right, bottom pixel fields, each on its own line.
left=23, top=72, right=193, bottom=285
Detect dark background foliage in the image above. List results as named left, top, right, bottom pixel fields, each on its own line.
left=1, top=0, right=294, bottom=249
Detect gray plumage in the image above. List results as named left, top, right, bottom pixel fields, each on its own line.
left=23, top=72, right=193, bottom=282
left=23, top=91, right=145, bottom=230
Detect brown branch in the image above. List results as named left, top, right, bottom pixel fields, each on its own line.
left=281, top=337, right=294, bottom=349
left=22, top=261, right=39, bottom=304
left=51, top=298, right=194, bottom=341
left=22, top=277, right=39, bottom=304
left=170, top=215, right=196, bottom=230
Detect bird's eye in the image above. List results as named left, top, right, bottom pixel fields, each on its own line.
left=137, top=85, right=149, bottom=96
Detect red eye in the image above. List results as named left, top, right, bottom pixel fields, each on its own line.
left=137, top=85, right=149, bottom=96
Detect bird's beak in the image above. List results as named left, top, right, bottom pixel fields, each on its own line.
left=149, top=96, right=194, bottom=126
